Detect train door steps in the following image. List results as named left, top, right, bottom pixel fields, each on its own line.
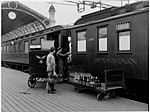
left=1, top=67, right=148, bottom=111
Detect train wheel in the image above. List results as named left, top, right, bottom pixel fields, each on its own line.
left=28, top=76, right=36, bottom=88
left=97, top=93, right=104, bottom=101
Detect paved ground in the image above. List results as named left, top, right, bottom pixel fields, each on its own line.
left=1, top=67, right=148, bottom=112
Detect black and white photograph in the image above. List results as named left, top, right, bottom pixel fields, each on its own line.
left=1, top=0, right=149, bottom=111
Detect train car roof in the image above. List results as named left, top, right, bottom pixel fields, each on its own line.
left=74, top=1, right=149, bottom=26
left=37, top=25, right=72, bottom=35
left=71, top=2, right=148, bottom=29
left=2, top=24, right=72, bottom=43
left=45, top=25, right=69, bottom=32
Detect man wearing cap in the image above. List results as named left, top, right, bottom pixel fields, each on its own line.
left=46, top=47, right=57, bottom=93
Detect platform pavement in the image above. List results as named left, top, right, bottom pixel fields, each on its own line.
left=1, top=67, right=148, bottom=112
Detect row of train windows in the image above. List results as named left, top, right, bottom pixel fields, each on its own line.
left=2, top=41, right=30, bottom=54
left=77, top=27, right=130, bottom=52
left=2, top=38, right=44, bottom=54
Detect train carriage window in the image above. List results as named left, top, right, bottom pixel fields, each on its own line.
left=18, top=42, right=23, bottom=53
left=40, top=37, right=44, bottom=44
left=4, top=46, right=6, bottom=53
left=7, top=45, right=9, bottom=54
left=31, top=39, right=37, bottom=44
left=5, top=45, right=7, bottom=54
left=2, top=46, right=5, bottom=53
left=9, top=44, right=13, bottom=53
left=98, top=27, right=107, bottom=51
left=119, top=31, right=130, bottom=51
left=6, top=45, right=8, bottom=53
left=4, top=45, right=5, bottom=53
left=24, top=41, right=29, bottom=53
left=14, top=42, right=17, bottom=53
left=1, top=46, right=3, bottom=53
left=77, top=31, right=86, bottom=52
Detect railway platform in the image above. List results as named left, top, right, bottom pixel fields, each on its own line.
left=1, top=67, right=148, bottom=112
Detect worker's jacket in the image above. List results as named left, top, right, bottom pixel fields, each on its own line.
left=46, top=53, right=56, bottom=72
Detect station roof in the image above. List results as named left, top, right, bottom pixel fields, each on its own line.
left=1, top=1, right=50, bottom=42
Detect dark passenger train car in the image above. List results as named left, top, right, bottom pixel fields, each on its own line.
left=70, top=1, right=149, bottom=103
left=1, top=25, right=70, bottom=72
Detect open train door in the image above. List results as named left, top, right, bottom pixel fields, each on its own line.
left=58, top=29, right=71, bottom=80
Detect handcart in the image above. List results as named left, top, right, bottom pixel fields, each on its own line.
left=28, top=49, right=49, bottom=88
left=71, top=69, right=125, bottom=101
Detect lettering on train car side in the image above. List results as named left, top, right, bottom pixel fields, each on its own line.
left=95, top=58, right=136, bottom=65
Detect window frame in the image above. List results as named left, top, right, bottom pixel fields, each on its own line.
left=6, top=44, right=9, bottom=54
left=18, top=41, right=23, bottom=54
left=76, top=29, right=87, bottom=53
left=4, top=44, right=7, bottom=54
left=1, top=46, right=4, bottom=54
left=14, top=42, right=18, bottom=54
left=116, top=20, right=132, bottom=54
left=40, top=37, right=44, bottom=44
left=9, top=43, right=13, bottom=54
left=30, top=39, right=37, bottom=44
left=97, top=26, right=108, bottom=53
left=24, top=41, right=29, bottom=54
left=117, top=30, right=131, bottom=53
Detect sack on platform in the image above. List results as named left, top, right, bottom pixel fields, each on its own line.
left=46, top=82, right=50, bottom=90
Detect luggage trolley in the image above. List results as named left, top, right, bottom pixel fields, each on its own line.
left=72, top=69, right=125, bottom=101
left=96, top=69, right=126, bottom=100
left=28, top=45, right=49, bottom=88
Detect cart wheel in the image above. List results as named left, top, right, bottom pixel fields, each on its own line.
left=74, top=86, right=81, bottom=93
left=97, top=93, right=104, bottom=101
left=74, top=85, right=78, bottom=91
left=111, top=91, right=116, bottom=98
left=28, top=76, right=36, bottom=88
left=77, top=87, right=81, bottom=93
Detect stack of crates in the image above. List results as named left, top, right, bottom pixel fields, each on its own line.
left=68, top=66, right=85, bottom=83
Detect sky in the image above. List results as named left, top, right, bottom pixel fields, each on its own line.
left=16, top=0, right=141, bottom=25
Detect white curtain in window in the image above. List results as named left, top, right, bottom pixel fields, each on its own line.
left=77, top=31, right=86, bottom=52
left=78, top=40, right=86, bottom=51
left=119, top=31, right=130, bottom=51
left=99, top=38, right=107, bottom=51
